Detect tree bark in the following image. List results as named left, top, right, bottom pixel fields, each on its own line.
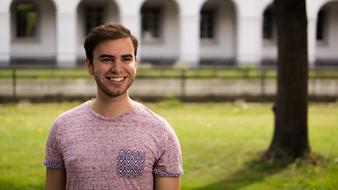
left=264, top=0, right=310, bottom=162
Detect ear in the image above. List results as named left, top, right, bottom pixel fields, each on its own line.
left=85, top=58, right=94, bottom=75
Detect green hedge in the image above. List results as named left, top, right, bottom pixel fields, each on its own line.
left=1, top=67, right=338, bottom=79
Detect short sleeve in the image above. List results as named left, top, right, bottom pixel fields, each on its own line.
left=43, top=121, right=65, bottom=169
left=153, top=125, right=183, bottom=177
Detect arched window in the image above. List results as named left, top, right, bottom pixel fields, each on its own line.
left=200, top=7, right=216, bottom=39
left=141, top=5, right=161, bottom=40
left=263, top=5, right=274, bottom=41
left=84, top=6, right=104, bottom=35
left=14, top=2, right=38, bottom=38
left=316, top=7, right=328, bottom=42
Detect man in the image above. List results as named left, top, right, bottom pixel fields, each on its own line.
left=44, top=23, right=183, bottom=190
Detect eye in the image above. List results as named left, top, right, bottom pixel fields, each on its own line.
left=121, top=56, right=133, bottom=63
left=101, top=58, right=113, bottom=63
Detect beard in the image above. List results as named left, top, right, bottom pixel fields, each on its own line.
left=94, top=75, right=134, bottom=98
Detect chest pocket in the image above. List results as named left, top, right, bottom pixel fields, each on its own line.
left=116, top=149, right=146, bottom=178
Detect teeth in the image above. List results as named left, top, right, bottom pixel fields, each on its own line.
left=108, top=77, right=124, bottom=81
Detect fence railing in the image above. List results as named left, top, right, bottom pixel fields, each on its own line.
left=1, top=65, right=338, bottom=100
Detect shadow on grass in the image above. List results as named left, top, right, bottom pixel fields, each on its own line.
left=191, top=156, right=290, bottom=190
left=0, top=181, right=44, bottom=190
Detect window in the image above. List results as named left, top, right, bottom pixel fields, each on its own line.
left=316, top=8, right=328, bottom=42
left=15, top=2, right=38, bottom=38
left=85, top=6, right=104, bottom=35
left=263, top=5, right=274, bottom=40
left=200, top=8, right=216, bottom=39
left=141, top=6, right=161, bottom=40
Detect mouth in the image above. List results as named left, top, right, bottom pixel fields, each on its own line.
left=105, top=76, right=126, bottom=82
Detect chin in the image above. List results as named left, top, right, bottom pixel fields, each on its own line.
left=103, top=88, right=129, bottom=98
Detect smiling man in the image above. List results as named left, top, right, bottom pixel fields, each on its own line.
left=44, top=23, right=183, bottom=190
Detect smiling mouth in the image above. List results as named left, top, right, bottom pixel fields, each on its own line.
left=105, top=76, right=126, bottom=82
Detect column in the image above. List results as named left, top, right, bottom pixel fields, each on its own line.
left=236, top=15, right=262, bottom=66
left=55, top=0, right=80, bottom=67
left=235, top=0, right=263, bottom=66
left=56, top=11, right=77, bottom=67
left=179, top=13, right=200, bottom=67
left=0, top=6, right=10, bottom=67
left=119, top=13, right=141, bottom=40
left=307, top=16, right=317, bottom=67
left=307, top=0, right=325, bottom=67
left=178, top=0, right=204, bottom=67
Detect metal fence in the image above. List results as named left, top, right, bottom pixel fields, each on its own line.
left=1, top=65, right=338, bottom=101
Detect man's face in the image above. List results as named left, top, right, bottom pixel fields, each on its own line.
left=86, top=37, right=137, bottom=98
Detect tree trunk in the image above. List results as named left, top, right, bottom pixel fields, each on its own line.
left=264, top=0, right=310, bottom=162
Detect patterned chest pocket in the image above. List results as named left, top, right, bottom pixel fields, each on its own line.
left=116, top=149, right=146, bottom=178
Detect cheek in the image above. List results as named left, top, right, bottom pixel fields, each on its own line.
left=93, top=69, right=107, bottom=80
left=127, top=65, right=137, bottom=75
left=93, top=64, right=108, bottom=75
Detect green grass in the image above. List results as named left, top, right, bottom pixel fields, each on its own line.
left=1, top=67, right=338, bottom=79
left=0, top=101, right=337, bottom=189
left=0, top=68, right=90, bottom=79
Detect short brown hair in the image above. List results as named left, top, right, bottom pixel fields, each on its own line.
left=84, top=22, right=138, bottom=62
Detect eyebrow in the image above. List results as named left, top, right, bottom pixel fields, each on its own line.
left=121, top=54, right=133, bottom=59
left=98, top=54, right=114, bottom=59
left=98, top=54, right=133, bottom=59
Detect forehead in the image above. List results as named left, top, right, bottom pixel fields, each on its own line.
left=93, top=38, right=134, bottom=56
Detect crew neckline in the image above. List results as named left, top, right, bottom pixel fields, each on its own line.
left=87, top=99, right=138, bottom=121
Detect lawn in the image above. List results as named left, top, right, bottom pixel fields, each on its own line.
left=0, top=100, right=337, bottom=190
left=1, top=67, right=338, bottom=79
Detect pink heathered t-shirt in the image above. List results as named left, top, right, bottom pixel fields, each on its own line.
left=44, top=100, right=183, bottom=190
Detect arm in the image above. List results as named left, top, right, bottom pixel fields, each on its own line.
left=45, top=168, right=66, bottom=190
left=155, top=176, right=180, bottom=190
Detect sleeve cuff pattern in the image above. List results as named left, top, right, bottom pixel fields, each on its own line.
left=153, top=168, right=183, bottom=177
left=43, top=160, right=65, bottom=169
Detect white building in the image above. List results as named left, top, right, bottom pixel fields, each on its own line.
left=0, top=0, right=337, bottom=67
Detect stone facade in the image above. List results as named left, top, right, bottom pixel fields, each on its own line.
left=0, top=0, right=338, bottom=67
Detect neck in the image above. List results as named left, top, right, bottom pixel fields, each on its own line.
left=92, top=91, right=134, bottom=117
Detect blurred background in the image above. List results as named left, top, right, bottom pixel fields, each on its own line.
left=0, top=0, right=337, bottom=100
left=0, top=0, right=337, bottom=190
left=0, top=0, right=338, bottom=67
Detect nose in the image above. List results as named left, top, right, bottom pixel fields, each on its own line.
left=110, top=59, right=122, bottom=72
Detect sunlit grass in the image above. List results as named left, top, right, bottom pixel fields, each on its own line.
left=1, top=67, right=338, bottom=79
left=0, top=101, right=337, bottom=189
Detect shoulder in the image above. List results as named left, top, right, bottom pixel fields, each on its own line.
left=133, top=102, right=174, bottom=134
left=48, top=101, right=93, bottom=143
left=134, top=102, right=169, bottom=126
left=58, top=101, right=90, bottom=120
left=54, top=101, right=91, bottom=127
